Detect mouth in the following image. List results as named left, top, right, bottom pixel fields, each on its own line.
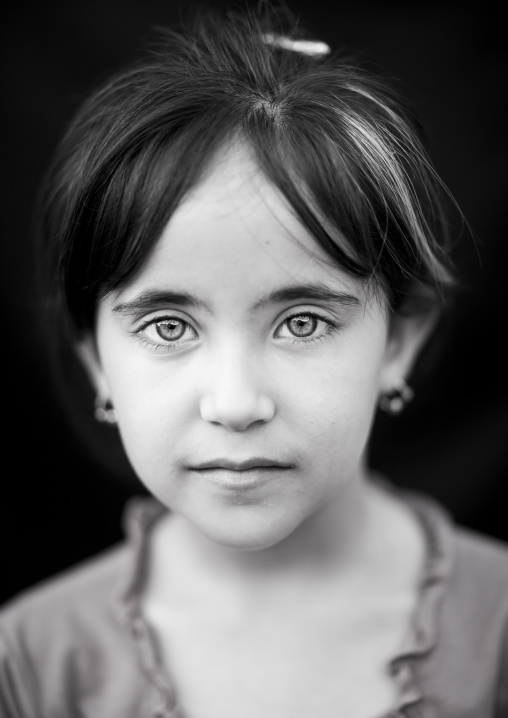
left=189, top=458, right=294, bottom=490
left=191, top=457, right=294, bottom=471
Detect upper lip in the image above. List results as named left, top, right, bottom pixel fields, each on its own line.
left=191, top=457, right=294, bottom=471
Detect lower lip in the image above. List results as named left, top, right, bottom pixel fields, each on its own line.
left=192, top=467, right=292, bottom=490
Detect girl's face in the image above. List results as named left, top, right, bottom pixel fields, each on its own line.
left=88, top=143, right=420, bottom=550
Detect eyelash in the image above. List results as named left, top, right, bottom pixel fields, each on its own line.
left=130, top=316, right=197, bottom=353
left=275, top=312, right=341, bottom=345
left=131, top=311, right=341, bottom=354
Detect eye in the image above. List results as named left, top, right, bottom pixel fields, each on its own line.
left=153, top=318, right=187, bottom=341
left=133, top=315, right=198, bottom=351
left=275, top=312, right=340, bottom=343
left=286, top=314, right=318, bottom=338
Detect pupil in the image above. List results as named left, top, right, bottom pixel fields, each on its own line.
left=289, top=315, right=316, bottom=337
left=156, top=320, right=185, bottom=341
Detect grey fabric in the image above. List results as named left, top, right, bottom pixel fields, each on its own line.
left=1, top=490, right=507, bottom=718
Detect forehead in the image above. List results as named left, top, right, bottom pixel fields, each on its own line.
left=117, top=142, right=368, bottom=305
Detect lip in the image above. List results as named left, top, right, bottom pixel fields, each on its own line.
left=191, top=457, right=294, bottom=471
left=190, top=458, right=294, bottom=491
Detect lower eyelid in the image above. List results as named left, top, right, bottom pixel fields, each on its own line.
left=132, top=334, right=190, bottom=354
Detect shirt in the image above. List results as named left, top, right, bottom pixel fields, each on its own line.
left=1, top=489, right=508, bottom=718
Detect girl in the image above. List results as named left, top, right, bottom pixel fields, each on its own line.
left=1, top=8, right=507, bottom=718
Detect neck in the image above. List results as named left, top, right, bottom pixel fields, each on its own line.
left=149, top=472, right=394, bottom=604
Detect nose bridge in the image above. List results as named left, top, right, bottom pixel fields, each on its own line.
left=200, top=335, right=275, bottom=430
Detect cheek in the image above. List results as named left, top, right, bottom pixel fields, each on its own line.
left=99, top=348, right=199, bottom=479
left=96, top=309, right=387, bottom=493
left=292, top=338, right=383, bottom=419
left=288, top=341, right=384, bottom=460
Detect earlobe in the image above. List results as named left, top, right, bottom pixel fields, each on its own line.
left=77, top=338, right=118, bottom=424
left=379, top=309, right=439, bottom=394
left=76, top=335, right=110, bottom=397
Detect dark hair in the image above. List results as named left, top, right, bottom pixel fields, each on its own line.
left=37, top=6, right=456, bottom=348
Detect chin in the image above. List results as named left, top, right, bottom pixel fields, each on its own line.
left=194, top=504, right=302, bottom=551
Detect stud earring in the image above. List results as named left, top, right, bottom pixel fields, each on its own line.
left=379, top=378, right=414, bottom=415
left=94, top=393, right=118, bottom=424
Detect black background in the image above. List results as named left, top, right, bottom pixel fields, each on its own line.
left=1, top=0, right=507, bottom=605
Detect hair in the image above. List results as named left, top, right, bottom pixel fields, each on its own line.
left=36, top=5, right=456, bottom=352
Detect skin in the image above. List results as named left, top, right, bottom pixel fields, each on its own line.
left=78, top=141, right=435, bottom=718
left=82, top=141, right=431, bottom=560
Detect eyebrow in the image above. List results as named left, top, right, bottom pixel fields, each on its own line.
left=113, top=291, right=211, bottom=316
left=112, top=284, right=360, bottom=317
left=253, top=284, right=360, bottom=310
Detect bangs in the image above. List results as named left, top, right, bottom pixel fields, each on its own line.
left=58, top=111, right=239, bottom=332
left=244, top=79, right=452, bottom=311
left=38, top=7, right=456, bottom=342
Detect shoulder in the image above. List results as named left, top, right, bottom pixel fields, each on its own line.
left=446, top=524, right=508, bottom=624
left=0, top=495, right=164, bottom=638
left=450, top=520, right=508, bottom=576
left=0, top=498, right=167, bottom=717
left=398, top=486, right=508, bottom=644
left=397, top=489, right=508, bottom=715
left=400, top=486, right=508, bottom=597
left=0, top=541, right=133, bottom=660
left=444, top=524, right=508, bottom=657
left=438, top=526, right=508, bottom=716
left=0, top=544, right=139, bottom=718
left=453, top=524, right=508, bottom=576
left=0, top=541, right=131, bottom=635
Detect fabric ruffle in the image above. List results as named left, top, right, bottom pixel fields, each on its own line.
left=113, top=482, right=454, bottom=718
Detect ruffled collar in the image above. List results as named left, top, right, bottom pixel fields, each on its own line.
left=113, top=483, right=454, bottom=718
left=383, top=486, right=454, bottom=717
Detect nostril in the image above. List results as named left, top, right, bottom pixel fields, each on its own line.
left=199, top=392, right=275, bottom=430
left=257, top=395, right=276, bottom=423
left=199, top=395, right=217, bottom=424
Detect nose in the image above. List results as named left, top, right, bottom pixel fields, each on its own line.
left=199, top=346, right=276, bottom=431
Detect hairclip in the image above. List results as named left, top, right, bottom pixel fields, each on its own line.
left=261, top=33, right=331, bottom=57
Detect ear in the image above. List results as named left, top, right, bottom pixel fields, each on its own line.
left=76, top=334, right=111, bottom=398
left=378, top=309, right=439, bottom=394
